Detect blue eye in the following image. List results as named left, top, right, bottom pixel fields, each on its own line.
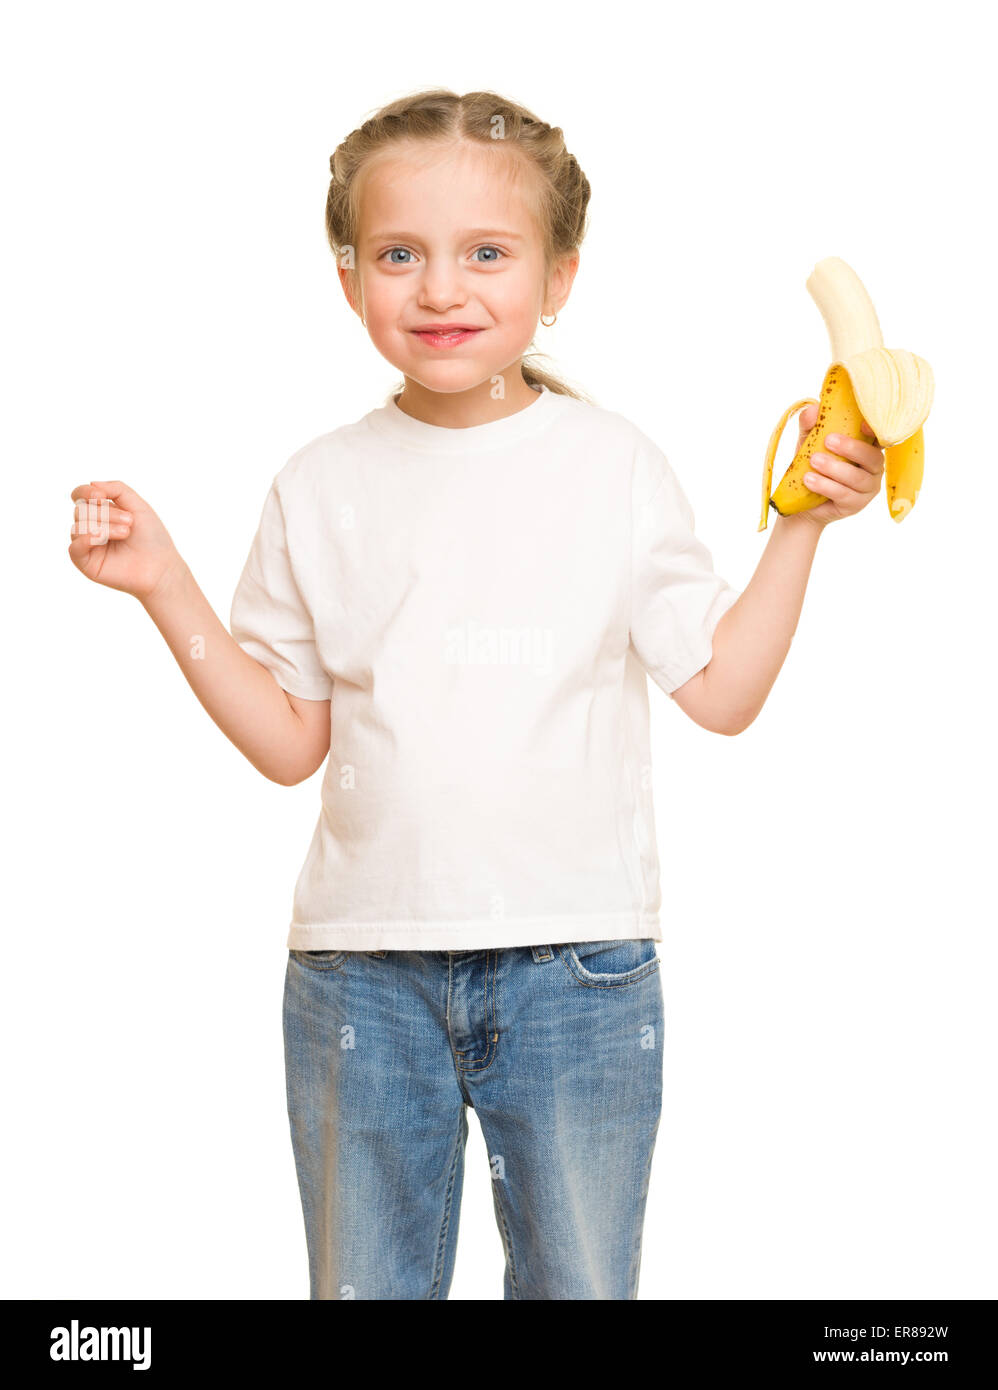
left=377, top=245, right=505, bottom=264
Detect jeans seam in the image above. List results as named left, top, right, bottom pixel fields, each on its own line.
left=453, top=951, right=501, bottom=1076
left=428, top=1111, right=465, bottom=1300
left=628, top=1114, right=661, bottom=1298
left=490, top=1172, right=521, bottom=1299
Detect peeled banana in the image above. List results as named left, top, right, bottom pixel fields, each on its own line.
left=758, top=257, right=934, bottom=529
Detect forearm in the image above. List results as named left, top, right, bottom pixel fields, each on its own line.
left=140, top=561, right=311, bottom=785
left=700, top=513, right=825, bottom=734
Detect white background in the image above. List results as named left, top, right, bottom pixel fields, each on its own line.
left=4, top=0, right=994, bottom=1300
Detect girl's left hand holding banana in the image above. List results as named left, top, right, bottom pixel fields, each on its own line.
left=790, top=401, right=885, bottom=529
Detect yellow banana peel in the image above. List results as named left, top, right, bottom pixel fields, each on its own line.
left=758, top=257, right=934, bottom=530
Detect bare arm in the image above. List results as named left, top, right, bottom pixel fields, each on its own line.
left=670, top=512, right=823, bottom=736
left=671, top=409, right=886, bottom=736
left=141, top=561, right=331, bottom=785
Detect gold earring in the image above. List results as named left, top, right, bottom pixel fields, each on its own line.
left=540, top=312, right=557, bottom=327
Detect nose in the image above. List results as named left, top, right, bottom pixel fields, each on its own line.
left=417, top=258, right=469, bottom=313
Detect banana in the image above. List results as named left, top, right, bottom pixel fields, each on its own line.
left=758, top=257, right=934, bottom=530
left=883, top=425, right=924, bottom=522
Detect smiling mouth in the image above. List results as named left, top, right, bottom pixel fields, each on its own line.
left=410, top=327, right=485, bottom=348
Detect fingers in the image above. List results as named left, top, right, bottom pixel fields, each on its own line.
left=67, top=482, right=140, bottom=581
left=71, top=482, right=135, bottom=511
left=70, top=481, right=142, bottom=531
left=70, top=500, right=134, bottom=540
left=71, top=500, right=133, bottom=526
left=80, top=479, right=144, bottom=511
left=69, top=520, right=133, bottom=544
left=819, top=431, right=884, bottom=474
left=70, top=482, right=135, bottom=539
left=70, top=499, right=134, bottom=554
left=807, top=451, right=881, bottom=496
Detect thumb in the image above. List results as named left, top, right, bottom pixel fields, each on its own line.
left=84, top=479, right=149, bottom=512
left=796, top=402, right=819, bottom=447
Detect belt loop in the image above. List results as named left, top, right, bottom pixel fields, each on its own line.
left=531, top=944, right=553, bottom=963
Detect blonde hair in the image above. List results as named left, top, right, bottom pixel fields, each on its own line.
left=325, top=87, right=597, bottom=405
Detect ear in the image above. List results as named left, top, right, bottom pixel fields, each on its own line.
left=338, top=263, right=364, bottom=321
left=546, top=251, right=580, bottom=316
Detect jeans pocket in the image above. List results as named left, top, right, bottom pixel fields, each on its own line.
left=289, top=948, right=389, bottom=971
left=560, top=937, right=659, bottom=987
left=288, top=949, right=349, bottom=972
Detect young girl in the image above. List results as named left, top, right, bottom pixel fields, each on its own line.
left=68, top=88, right=885, bottom=1301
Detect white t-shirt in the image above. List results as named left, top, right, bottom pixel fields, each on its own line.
left=230, top=383, right=741, bottom=951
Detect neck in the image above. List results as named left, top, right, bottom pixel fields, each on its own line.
left=393, top=369, right=540, bottom=428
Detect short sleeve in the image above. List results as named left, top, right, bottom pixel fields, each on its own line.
left=229, top=477, right=333, bottom=702
left=630, top=439, right=741, bottom=696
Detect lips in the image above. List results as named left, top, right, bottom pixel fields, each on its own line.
left=410, top=324, right=484, bottom=334
left=410, top=327, right=485, bottom=349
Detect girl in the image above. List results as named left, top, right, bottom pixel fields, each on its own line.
left=68, top=88, right=885, bottom=1300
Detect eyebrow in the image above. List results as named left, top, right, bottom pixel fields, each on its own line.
left=365, top=228, right=525, bottom=244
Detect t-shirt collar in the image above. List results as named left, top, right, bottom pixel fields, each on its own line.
left=365, top=382, right=569, bottom=454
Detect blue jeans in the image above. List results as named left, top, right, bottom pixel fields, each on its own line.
left=282, top=939, right=664, bottom=1300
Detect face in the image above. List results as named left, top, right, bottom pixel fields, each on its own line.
left=340, top=141, right=577, bottom=399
